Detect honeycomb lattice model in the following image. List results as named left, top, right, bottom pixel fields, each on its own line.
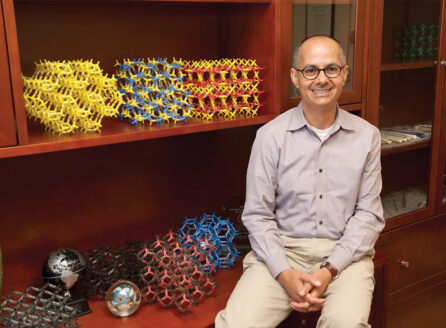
left=138, top=231, right=216, bottom=314
left=22, top=60, right=123, bottom=134
left=182, top=58, right=263, bottom=120
left=178, top=213, right=240, bottom=270
left=115, top=58, right=193, bottom=125
left=83, top=241, right=145, bottom=299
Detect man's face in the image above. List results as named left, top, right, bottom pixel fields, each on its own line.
left=290, top=38, right=349, bottom=110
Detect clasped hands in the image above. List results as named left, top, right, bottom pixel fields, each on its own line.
left=276, top=268, right=332, bottom=312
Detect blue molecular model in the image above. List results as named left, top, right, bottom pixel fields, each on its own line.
left=178, top=213, right=240, bottom=272
left=115, top=58, right=193, bottom=125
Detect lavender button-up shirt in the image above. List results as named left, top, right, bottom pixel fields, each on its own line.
left=242, top=103, right=385, bottom=278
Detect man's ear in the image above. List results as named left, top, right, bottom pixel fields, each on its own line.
left=343, top=65, right=349, bottom=83
left=290, top=68, right=300, bottom=89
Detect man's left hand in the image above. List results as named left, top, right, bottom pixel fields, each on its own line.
left=289, top=268, right=332, bottom=312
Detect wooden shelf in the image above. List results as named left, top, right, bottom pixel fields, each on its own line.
left=15, top=0, right=272, bottom=3
left=294, top=0, right=352, bottom=3
left=78, top=262, right=242, bottom=328
left=0, top=115, right=274, bottom=158
left=381, top=139, right=431, bottom=156
left=381, top=61, right=436, bottom=72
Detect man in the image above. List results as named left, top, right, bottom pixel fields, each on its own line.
left=215, top=35, right=385, bottom=328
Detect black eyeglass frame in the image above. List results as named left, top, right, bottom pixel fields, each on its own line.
left=293, top=64, right=346, bottom=80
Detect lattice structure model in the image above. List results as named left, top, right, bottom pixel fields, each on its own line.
left=83, top=241, right=145, bottom=300
left=395, top=24, right=438, bottom=59
left=138, top=231, right=216, bottom=314
left=178, top=213, right=240, bottom=271
left=182, top=58, right=263, bottom=120
left=22, top=60, right=123, bottom=134
left=115, top=58, right=193, bottom=125
left=0, top=284, right=80, bottom=328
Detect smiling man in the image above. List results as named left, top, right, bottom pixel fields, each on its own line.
left=215, top=35, right=385, bottom=328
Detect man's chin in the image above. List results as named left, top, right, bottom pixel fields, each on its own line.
left=307, top=97, right=336, bottom=108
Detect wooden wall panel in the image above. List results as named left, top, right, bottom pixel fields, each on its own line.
left=14, top=2, right=220, bottom=76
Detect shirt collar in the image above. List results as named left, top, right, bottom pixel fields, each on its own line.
left=286, top=102, right=356, bottom=132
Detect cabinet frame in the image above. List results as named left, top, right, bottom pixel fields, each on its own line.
left=366, top=0, right=445, bottom=231
left=0, top=0, right=19, bottom=147
left=435, top=2, right=446, bottom=213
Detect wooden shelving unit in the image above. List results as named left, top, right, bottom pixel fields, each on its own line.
left=2, top=0, right=446, bottom=326
left=381, top=139, right=431, bottom=156
left=381, top=61, right=437, bottom=71
left=367, top=0, right=446, bottom=326
left=0, top=0, right=279, bottom=316
left=1, top=0, right=280, bottom=157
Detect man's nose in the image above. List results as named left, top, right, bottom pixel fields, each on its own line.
left=315, top=70, right=329, bottom=84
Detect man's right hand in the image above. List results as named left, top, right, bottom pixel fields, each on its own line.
left=276, top=268, right=324, bottom=307
left=289, top=267, right=332, bottom=312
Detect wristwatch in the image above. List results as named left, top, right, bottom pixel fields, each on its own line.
left=320, top=261, right=339, bottom=281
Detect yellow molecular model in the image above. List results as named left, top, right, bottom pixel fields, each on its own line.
left=22, top=60, right=123, bottom=134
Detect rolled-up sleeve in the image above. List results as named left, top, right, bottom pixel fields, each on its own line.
left=242, top=129, right=291, bottom=278
left=327, top=127, right=385, bottom=272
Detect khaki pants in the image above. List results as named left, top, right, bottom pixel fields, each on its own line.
left=215, top=236, right=375, bottom=328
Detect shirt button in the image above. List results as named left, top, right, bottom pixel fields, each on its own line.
left=319, top=195, right=323, bottom=199
left=319, top=169, right=323, bottom=173
left=319, top=221, right=323, bottom=225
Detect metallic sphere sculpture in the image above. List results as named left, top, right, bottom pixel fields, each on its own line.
left=42, top=248, right=87, bottom=291
left=106, top=280, right=142, bottom=317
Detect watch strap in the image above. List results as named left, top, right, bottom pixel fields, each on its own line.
left=320, top=261, right=339, bottom=280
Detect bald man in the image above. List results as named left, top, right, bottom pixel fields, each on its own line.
left=215, top=36, right=385, bottom=328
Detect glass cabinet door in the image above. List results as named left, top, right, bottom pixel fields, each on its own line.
left=281, top=0, right=366, bottom=112
left=372, top=0, right=443, bottom=222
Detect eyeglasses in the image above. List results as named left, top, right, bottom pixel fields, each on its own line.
left=294, top=64, right=345, bottom=80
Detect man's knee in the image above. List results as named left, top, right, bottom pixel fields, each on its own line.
left=317, top=311, right=370, bottom=328
left=215, top=305, right=291, bottom=328
left=215, top=308, right=262, bottom=328
left=214, top=261, right=291, bottom=328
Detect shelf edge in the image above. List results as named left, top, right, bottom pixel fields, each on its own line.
left=0, top=115, right=275, bottom=159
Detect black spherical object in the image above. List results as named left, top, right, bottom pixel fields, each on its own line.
left=42, top=248, right=87, bottom=290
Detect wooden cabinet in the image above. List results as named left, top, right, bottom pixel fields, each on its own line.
left=1, top=0, right=446, bottom=327
left=0, top=0, right=282, bottom=326
left=0, top=0, right=281, bottom=158
left=0, top=126, right=261, bottom=327
left=386, top=285, right=446, bottom=328
left=367, top=0, right=446, bottom=326
left=367, top=0, right=443, bottom=229
left=376, top=215, right=446, bottom=299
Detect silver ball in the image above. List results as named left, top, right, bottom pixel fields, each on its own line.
left=42, top=248, right=87, bottom=290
